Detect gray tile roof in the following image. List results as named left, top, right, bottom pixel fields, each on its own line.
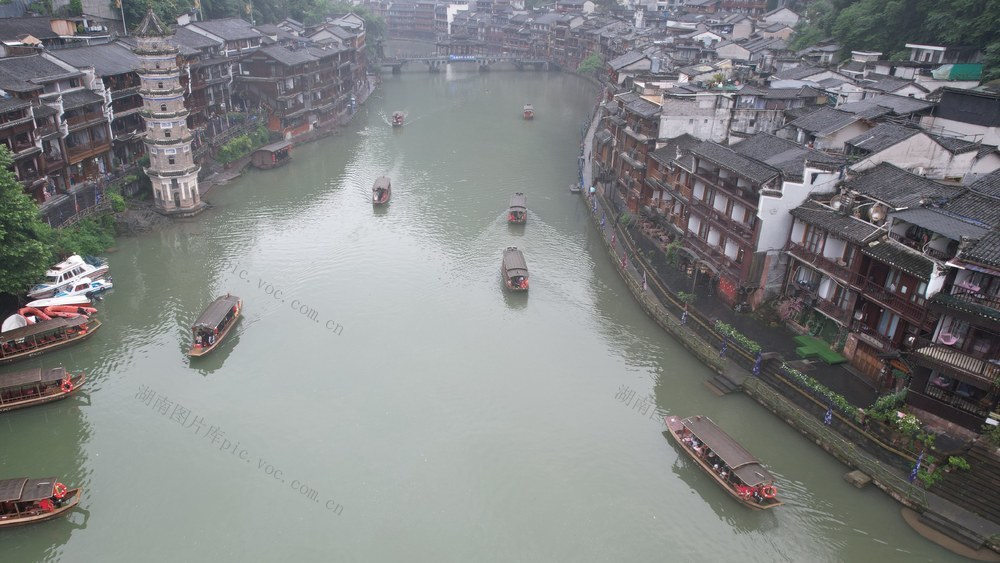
left=0, top=16, right=59, bottom=41
left=943, top=192, right=1000, bottom=228
left=889, top=207, right=990, bottom=241
left=845, top=163, right=962, bottom=209
left=785, top=107, right=859, bottom=136
left=609, top=50, right=646, bottom=70
left=189, top=18, right=262, bottom=41
left=691, top=141, right=781, bottom=185
left=173, top=26, right=222, bottom=50
left=970, top=170, right=1000, bottom=199
left=257, top=45, right=316, bottom=66
left=0, top=96, right=30, bottom=113
left=624, top=96, right=660, bottom=118
left=930, top=134, right=981, bottom=154
left=845, top=122, right=921, bottom=154
left=860, top=73, right=925, bottom=94
left=61, top=88, right=104, bottom=110
left=730, top=133, right=844, bottom=181
left=772, top=64, right=822, bottom=80
left=790, top=200, right=880, bottom=243
left=960, top=229, right=1000, bottom=269
left=649, top=133, right=700, bottom=170
left=0, top=54, right=79, bottom=93
left=861, top=239, right=936, bottom=281
left=836, top=94, right=933, bottom=116
left=51, top=43, right=140, bottom=77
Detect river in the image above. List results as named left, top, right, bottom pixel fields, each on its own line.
left=1, top=63, right=968, bottom=562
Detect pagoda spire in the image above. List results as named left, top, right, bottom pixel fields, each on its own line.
left=134, top=8, right=168, bottom=37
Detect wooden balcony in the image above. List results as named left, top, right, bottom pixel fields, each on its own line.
left=787, top=242, right=855, bottom=283
left=65, top=112, right=106, bottom=130
left=813, top=296, right=851, bottom=324
left=66, top=139, right=111, bottom=162
left=912, top=337, right=1000, bottom=389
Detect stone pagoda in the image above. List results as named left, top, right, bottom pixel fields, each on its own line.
left=133, top=9, right=205, bottom=216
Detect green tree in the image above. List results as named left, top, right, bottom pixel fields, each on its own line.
left=0, top=146, right=54, bottom=297
left=577, top=53, right=604, bottom=77
left=68, top=0, right=83, bottom=15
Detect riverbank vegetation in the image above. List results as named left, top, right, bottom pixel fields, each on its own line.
left=216, top=125, right=270, bottom=165
left=788, top=0, right=1000, bottom=81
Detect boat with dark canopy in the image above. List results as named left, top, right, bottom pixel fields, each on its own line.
left=501, top=247, right=529, bottom=291
left=0, top=367, right=86, bottom=413
left=251, top=141, right=292, bottom=170
left=372, top=176, right=391, bottom=206
left=189, top=294, right=241, bottom=357
left=665, top=415, right=782, bottom=509
left=0, top=317, right=101, bottom=366
left=0, top=477, right=81, bottom=528
left=508, top=193, right=526, bottom=224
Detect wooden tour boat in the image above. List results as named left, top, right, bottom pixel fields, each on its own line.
left=0, top=477, right=81, bottom=528
left=0, top=367, right=86, bottom=414
left=523, top=104, right=534, bottom=120
left=502, top=247, right=529, bottom=291
left=665, top=415, right=782, bottom=509
left=251, top=141, right=292, bottom=170
left=189, top=294, right=241, bottom=358
left=372, top=176, right=392, bottom=206
left=508, top=192, right=527, bottom=224
left=392, top=111, right=404, bottom=127
left=0, top=317, right=101, bottom=367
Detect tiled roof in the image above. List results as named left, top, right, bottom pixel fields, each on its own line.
left=785, top=107, right=859, bottom=136
left=257, top=45, right=316, bottom=66
left=189, top=18, right=262, bottom=41
left=649, top=133, right=699, bottom=170
left=844, top=163, right=961, bottom=209
left=730, top=133, right=844, bottom=181
left=961, top=229, right=1000, bottom=269
left=691, top=141, right=781, bottom=185
left=0, top=54, right=79, bottom=93
left=836, top=94, right=933, bottom=116
left=624, top=96, right=660, bottom=118
left=943, top=192, right=1000, bottom=228
left=173, top=26, right=221, bottom=50
left=772, top=64, right=822, bottom=80
left=790, top=200, right=880, bottom=243
left=861, top=73, right=925, bottom=94
left=862, top=239, right=937, bottom=280
left=929, top=292, right=1000, bottom=324
left=61, top=88, right=104, bottom=110
left=0, top=16, right=59, bottom=41
left=931, top=134, right=982, bottom=154
left=609, top=50, right=647, bottom=70
left=889, top=207, right=990, bottom=240
left=0, top=97, right=30, bottom=113
left=51, top=43, right=140, bottom=78
left=970, top=170, right=1000, bottom=199
left=845, top=122, right=920, bottom=154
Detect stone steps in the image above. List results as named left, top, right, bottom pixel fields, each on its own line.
left=934, top=443, right=1000, bottom=525
left=704, top=375, right=739, bottom=396
left=919, top=510, right=987, bottom=549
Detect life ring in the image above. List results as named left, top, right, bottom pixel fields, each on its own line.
left=53, top=482, right=68, bottom=499
left=761, top=485, right=777, bottom=499
left=61, top=379, right=73, bottom=393
left=520, top=279, right=528, bottom=289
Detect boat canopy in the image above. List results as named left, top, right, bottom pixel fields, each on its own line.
left=682, top=416, right=775, bottom=487
left=509, top=193, right=526, bottom=211
left=523, top=104, right=533, bottom=110
left=0, top=367, right=66, bottom=389
left=0, top=478, right=28, bottom=502
left=193, top=295, right=240, bottom=330
left=1, top=317, right=88, bottom=342
left=19, top=478, right=58, bottom=502
left=254, top=141, right=292, bottom=156
left=503, top=248, right=528, bottom=277
left=373, top=176, right=391, bottom=191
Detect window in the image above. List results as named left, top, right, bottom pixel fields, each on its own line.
left=161, top=103, right=167, bottom=111
left=164, top=130, right=171, bottom=138
left=158, top=82, right=164, bottom=89
left=877, top=311, right=900, bottom=339
left=168, top=156, right=175, bottom=165
left=802, top=224, right=824, bottom=253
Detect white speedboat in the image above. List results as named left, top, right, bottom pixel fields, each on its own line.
left=25, top=295, right=92, bottom=309
left=53, top=277, right=113, bottom=298
left=27, top=255, right=110, bottom=299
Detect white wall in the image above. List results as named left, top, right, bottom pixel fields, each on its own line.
left=921, top=115, right=1000, bottom=146
left=756, top=167, right=840, bottom=253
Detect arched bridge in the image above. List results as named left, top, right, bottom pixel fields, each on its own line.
left=379, top=55, right=554, bottom=73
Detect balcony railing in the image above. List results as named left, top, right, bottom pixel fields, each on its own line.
left=787, top=242, right=854, bottom=283
left=66, top=139, right=111, bottom=161
left=948, top=289, right=1000, bottom=312
left=813, top=296, right=851, bottom=324
left=690, top=198, right=755, bottom=243
left=858, top=279, right=927, bottom=324
left=65, top=112, right=105, bottom=128
left=889, top=231, right=955, bottom=262
left=911, top=337, right=1000, bottom=388
left=684, top=234, right=740, bottom=279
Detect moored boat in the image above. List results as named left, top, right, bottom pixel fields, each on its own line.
left=508, top=192, right=527, bottom=224
left=0, top=367, right=86, bottom=413
left=570, top=183, right=582, bottom=194
left=27, top=255, right=109, bottom=300
left=0, top=317, right=101, bottom=366
left=189, top=294, right=241, bottom=357
left=523, top=104, right=534, bottom=120
left=0, top=477, right=82, bottom=528
left=372, top=176, right=391, bottom=206
left=53, top=277, right=113, bottom=299
left=392, top=111, right=404, bottom=127
left=665, top=415, right=782, bottom=509
left=25, top=295, right=91, bottom=309
left=501, top=247, right=529, bottom=291
left=251, top=141, right=292, bottom=170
